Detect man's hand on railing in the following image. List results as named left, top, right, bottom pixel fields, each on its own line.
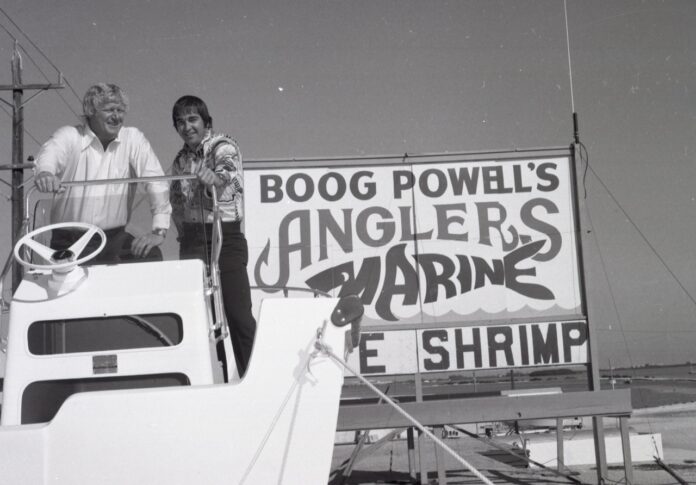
left=34, top=171, right=64, bottom=193
left=196, top=166, right=224, bottom=189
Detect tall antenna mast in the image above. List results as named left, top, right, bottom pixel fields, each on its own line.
left=0, top=41, right=64, bottom=290
left=563, top=2, right=611, bottom=482
left=563, top=0, right=580, bottom=145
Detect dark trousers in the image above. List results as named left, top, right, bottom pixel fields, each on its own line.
left=179, top=222, right=257, bottom=377
left=51, top=226, right=163, bottom=265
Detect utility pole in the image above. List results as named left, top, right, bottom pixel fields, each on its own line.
left=0, top=41, right=63, bottom=291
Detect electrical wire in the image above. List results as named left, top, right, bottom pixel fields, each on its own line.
left=0, top=100, right=42, bottom=146
left=0, top=7, right=83, bottom=123
left=15, top=43, right=80, bottom=120
left=0, top=16, right=16, bottom=41
left=0, top=6, right=81, bottom=103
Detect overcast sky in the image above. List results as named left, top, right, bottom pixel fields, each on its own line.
left=0, top=0, right=694, bottom=367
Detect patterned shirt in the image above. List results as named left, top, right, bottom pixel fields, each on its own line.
left=34, top=124, right=171, bottom=230
left=170, top=130, right=245, bottom=234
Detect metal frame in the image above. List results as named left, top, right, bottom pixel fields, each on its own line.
left=337, top=389, right=631, bottom=430
left=337, top=390, right=634, bottom=484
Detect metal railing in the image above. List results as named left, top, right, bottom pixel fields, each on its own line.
left=0, top=173, right=336, bottom=318
left=0, top=175, right=231, bottom=335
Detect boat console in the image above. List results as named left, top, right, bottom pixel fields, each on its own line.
left=2, top=222, right=221, bottom=425
left=0, top=220, right=362, bottom=484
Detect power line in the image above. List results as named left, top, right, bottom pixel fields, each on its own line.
left=0, top=8, right=82, bottom=151
left=0, top=20, right=80, bottom=118
left=0, top=6, right=62, bottom=75
left=0, top=103, right=40, bottom=146
left=16, top=43, right=80, bottom=119
left=0, top=6, right=82, bottom=105
left=0, top=16, right=16, bottom=41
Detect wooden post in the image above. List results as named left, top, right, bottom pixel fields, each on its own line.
left=434, top=426, right=447, bottom=484
left=0, top=43, right=64, bottom=291
left=10, top=48, right=24, bottom=291
left=619, top=417, right=634, bottom=484
left=569, top=131, right=609, bottom=483
left=407, top=427, right=417, bottom=481
left=414, top=371, right=425, bottom=484
left=556, top=418, right=564, bottom=473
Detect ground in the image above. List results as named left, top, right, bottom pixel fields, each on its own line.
left=330, top=385, right=696, bottom=484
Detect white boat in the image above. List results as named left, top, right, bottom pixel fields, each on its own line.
left=0, top=180, right=363, bottom=484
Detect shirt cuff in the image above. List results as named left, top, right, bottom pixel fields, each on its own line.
left=152, top=214, right=171, bottom=230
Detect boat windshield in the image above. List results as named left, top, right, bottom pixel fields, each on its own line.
left=23, top=174, right=220, bottom=267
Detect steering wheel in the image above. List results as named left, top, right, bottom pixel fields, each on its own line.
left=14, top=222, right=107, bottom=272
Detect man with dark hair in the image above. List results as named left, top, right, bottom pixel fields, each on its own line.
left=34, top=83, right=171, bottom=262
left=170, top=94, right=256, bottom=377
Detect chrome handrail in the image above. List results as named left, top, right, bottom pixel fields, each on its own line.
left=37, top=176, right=229, bottom=342
left=209, top=184, right=228, bottom=341
left=20, top=174, right=199, bottom=224
left=0, top=218, right=30, bottom=312
left=1, top=174, right=211, bottom=310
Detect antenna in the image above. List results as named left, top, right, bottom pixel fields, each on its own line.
left=564, top=0, right=580, bottom=145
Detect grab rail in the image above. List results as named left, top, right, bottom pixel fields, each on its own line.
left=0, top=174, right=221, bottom=309
left=0, top=218, right=29, bottom=312
left=209, top=185, right=228, bottom=341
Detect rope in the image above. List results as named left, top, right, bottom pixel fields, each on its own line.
left=239, top=326, right=327, bottom=484
left=238, top=374, right=303, bottom=485
left=316, top=341, right=495, bottom=485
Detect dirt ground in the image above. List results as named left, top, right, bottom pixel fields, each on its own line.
left=330, top=402, right=696, bottom=484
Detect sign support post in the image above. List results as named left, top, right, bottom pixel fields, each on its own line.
left=569, top=115, right=609, bottom=483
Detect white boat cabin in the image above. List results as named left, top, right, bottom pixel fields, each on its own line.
left=0, top=184, right=362, bottom=484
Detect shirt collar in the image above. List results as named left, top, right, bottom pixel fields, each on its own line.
left=80, top=122, right=123, bottom=151
left=181, top=129, right=213, bottom=154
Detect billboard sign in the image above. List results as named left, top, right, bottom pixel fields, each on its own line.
left=246, top=152, right=582, bottom=338
left=346, top=320, right=588, bottom=376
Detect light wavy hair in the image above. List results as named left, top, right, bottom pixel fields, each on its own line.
left=82, top=83, right=129, bottom=116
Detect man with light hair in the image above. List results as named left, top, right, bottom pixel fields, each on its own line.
left=34, top=83, right=171, bottom=262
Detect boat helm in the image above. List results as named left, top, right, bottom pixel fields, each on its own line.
left=13, top=222, right=107, bottom=295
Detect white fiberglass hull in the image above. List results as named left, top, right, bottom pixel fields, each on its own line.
left=0, top=297, right=348, bottom=484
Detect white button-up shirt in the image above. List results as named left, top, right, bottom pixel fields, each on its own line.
left=35, top=124, right=171, bottom=231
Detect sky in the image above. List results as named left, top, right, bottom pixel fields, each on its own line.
left=0, top=0, right=694, bottom=367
